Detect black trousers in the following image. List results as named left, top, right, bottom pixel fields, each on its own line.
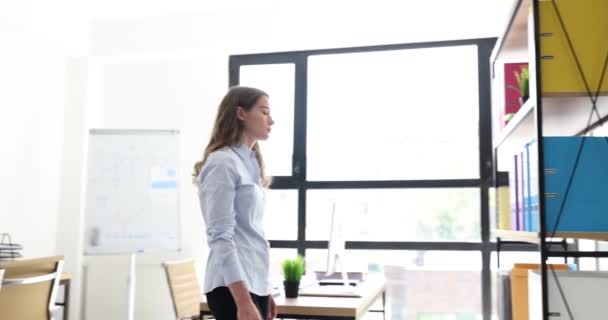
left=206, top=286, right=269, bottom=320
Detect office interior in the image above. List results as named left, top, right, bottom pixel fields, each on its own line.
left=2, top=0, right=608, bottom=319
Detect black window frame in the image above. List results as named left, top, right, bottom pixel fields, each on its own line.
left=229, top=38, right=537, bottom=320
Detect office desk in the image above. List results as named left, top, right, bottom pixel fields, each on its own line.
left=200, top=278, right=385, bottom=320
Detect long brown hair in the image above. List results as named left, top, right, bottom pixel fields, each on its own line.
left=193, top=86, right=271, bottom=187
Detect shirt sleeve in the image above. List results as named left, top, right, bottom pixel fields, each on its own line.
left=197, top=156, right=245, bottom=285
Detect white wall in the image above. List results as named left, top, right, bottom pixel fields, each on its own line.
left=55, top=57, right=88, bottom=320
left=0, top=17, right=90, bottom=320
left=0, top=0, right=89, bottom=55
left=0, top=18, right=67, bottom=258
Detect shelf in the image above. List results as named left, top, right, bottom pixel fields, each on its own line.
left=490, top=0, right=530, bottom=66
left=496, top=229, right=608, bottom=244
left=494, top=97, right=608, bottom=172
left=493, top=99, right=535, bottom=149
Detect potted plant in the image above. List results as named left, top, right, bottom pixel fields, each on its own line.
left=515, top=66, right=530, bottom=104
left=281, top=255, right=304, bottom=298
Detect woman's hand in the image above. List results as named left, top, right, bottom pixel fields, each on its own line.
left=229, top=281, right=262, bottom=320
left=237, top=301, right=263, bottom=320
left=268, top=295, right=278, bottom=319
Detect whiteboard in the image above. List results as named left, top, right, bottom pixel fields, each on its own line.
left=84, top=129, right=180, bottom=255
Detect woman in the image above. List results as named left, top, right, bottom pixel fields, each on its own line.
left=193, top=86, right=276, bottom=320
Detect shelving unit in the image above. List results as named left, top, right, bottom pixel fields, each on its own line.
left=491, top=0, right=608, bottom=319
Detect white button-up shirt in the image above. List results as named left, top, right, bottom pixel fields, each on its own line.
left=196, top=144, right=271, bottom=296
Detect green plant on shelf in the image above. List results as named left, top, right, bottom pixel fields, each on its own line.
left=514, top=66, right=529, bottom=103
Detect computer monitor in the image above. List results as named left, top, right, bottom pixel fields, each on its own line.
left=325, top=200, right=356, bottom=287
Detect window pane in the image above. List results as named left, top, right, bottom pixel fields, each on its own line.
left=598, top=242, right=608, bottom=271
left=239, top=64, right=295, bottom=177
left=306, top=189, right=480, bottom=242
left=264, top=189, right=297, bottom=240
left=306, top=249, right=482, bottom=320
left=575, top=240, right=608, bottom=271
left=307, top=46, right=480, bottom=181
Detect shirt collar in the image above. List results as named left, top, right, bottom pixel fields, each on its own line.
left=232, top=144, right=257, bottom=160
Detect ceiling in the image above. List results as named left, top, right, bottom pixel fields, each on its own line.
left=0, top=0, right=514, bottom=56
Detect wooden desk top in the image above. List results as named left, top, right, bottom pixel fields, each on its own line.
left=201, top=278, right=385, bottom=319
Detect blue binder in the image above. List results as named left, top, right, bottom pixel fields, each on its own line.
left=542, top=137, right=608, bottom=232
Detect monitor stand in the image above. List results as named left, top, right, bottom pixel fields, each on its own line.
left=321, top=252, right=359, bottom=287
left=299, top=254, right=362, bottom=298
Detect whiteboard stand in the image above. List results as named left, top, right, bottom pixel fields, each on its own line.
left=127, top=253, right=136, bottom=320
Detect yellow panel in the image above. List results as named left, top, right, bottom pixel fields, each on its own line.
left=539, top=0, right=608, bottom=95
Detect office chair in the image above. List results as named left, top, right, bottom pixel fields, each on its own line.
left=163, top=259, right=203, bottom=320
left=0, top=255, right=64, bottom=320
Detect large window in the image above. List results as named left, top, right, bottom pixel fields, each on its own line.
left=307, top=46, right=480, bottom=181
left=230, top=38, right=502, bottom=320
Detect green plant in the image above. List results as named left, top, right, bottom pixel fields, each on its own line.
left=514, top=67, right=530, bottom=97
left=281, top=255, right=305, bottom=282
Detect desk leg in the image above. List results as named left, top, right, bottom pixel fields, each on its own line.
left=57, top=280, right=70, bottom=320
left=382, top=290, right=386, bottom=320
left=63, top=281, right=70, bottom=320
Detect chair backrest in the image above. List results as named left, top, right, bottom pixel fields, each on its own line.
left=163, top=259, right=202, bottom=320
left=0, top=256, right=64, bottom=320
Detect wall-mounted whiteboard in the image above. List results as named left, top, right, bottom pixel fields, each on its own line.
left=84, top=129, right=180, bottom=255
